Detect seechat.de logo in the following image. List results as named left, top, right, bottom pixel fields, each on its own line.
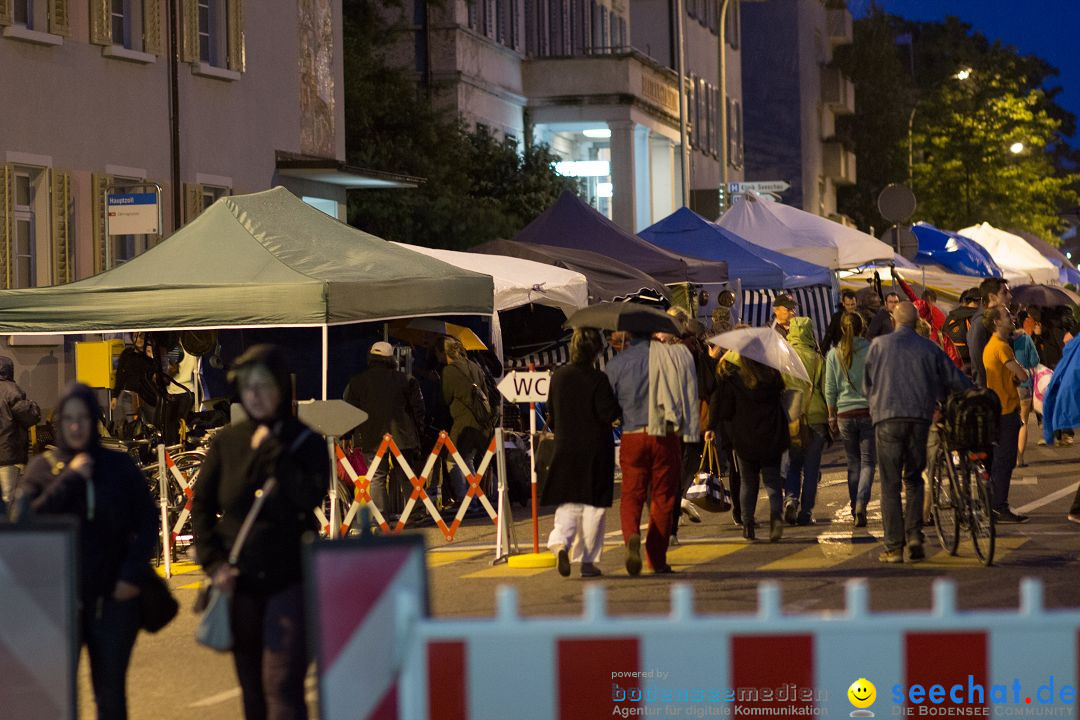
left=849, top=678, right=877, bottom=717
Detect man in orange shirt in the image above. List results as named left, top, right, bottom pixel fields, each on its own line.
left=982, top=307, right=1031, bottom=523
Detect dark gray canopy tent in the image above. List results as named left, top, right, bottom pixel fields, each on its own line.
left=0, top=187, right=493, bottom=397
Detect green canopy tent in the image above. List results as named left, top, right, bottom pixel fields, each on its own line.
left=0, top=187, right=494, bottom=398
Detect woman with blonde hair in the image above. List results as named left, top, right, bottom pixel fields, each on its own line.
left=542, top=328, right=621, bottom=577
left=824, top=312, right=874, bottom=526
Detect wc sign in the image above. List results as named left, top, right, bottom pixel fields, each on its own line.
left=497, top=371, right=551, bottom=403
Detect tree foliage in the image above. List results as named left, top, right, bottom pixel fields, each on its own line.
left=342, top=1, right=576, bottom=250
left=835, top=6, right=1080, bottom=242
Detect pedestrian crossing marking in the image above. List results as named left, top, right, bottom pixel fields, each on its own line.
left=462, top=565, right=551, bottom=579
left=666, top=543, right=747, bottom=567
left=760, top=536, right=879, bottom=570
left=178, top=581, right=204, bottom=590
left=427, top=550, right=487, bottom=568
left=155, top=560, right=201, bottom=578
left=916, top=536, right=1028, bottom=567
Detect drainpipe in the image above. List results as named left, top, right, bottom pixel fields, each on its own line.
left=675, top=0, right=690, bottom=207
left=167, top=0, right=181, bottom=231
left=718, top=0, right=730, bottom=212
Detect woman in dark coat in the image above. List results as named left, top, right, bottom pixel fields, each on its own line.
left=541, top=328, right=621, bottom=578
left=17, top=383, right=157, bottom=720
left=192, top=345, right=329, bottom=720
left=707, top=356, right=789, bottom=542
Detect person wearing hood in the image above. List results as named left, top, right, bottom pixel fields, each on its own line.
left=16, top=383, right=157, bottom=719
left=781, top=316, right=829, bottom=526
left=0, top=355, right=40, bottom=512
left=706, top=355, right=789, bottom=541
left=824, top=313, right=874, bottom=527
left=192, top=345, right=329, bottom=720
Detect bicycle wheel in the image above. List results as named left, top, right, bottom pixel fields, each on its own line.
left=968, top=461, right=995, bottom=566
left=930, top=447, right=960, bottom=554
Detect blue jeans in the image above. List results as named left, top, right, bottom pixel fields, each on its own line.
left=838, top=416, right=875, bottom=513
left=989, top=411, right=1021, bottom=512
left=737, top=454, right=783, bottom=528
left=83, top=596, right=142, bottom=720
left=783, top=424, right=827, bottom=521
left=876, top=419, right=930, bottom=552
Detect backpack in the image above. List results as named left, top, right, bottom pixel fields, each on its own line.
left=943, top=309, right=974, bottom=364
left=945, top=388, right=1001, bottom=452
left=450, top=361, right=496, bottom=433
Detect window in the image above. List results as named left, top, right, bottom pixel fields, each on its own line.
left=198, top=0, right=227, bottom=66
left=726, top=97, right=744, bottom=168
left=12, top=172, right=34, bottom=289
left=111, top=0, right=128, bottom=46
left=201, top=184, right=228, bottom=210
left=13, top=0, right=31, bottom=27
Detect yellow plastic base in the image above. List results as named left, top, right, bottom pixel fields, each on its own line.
left=507, top=552, right=557, bottom=569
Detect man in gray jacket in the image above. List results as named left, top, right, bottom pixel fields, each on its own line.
left=0, top=356, right=40, bottom=514
left=864, top=303, right=970, bottom=563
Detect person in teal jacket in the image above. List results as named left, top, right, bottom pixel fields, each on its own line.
left=824, top=312, right=873, bottom=526
left=1012, top=317, right=1041, bottom=467
left=782, top=316, right=828, bottom=525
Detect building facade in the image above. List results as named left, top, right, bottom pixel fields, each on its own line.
left=740, top=0, right=855, bottom=219
left=0, top=0, right=391, bottom=405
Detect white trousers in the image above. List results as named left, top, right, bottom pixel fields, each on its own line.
left=546, top=503, right=606, bottom=564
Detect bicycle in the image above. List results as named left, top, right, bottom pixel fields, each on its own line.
left=928, top=423, right=996, bottom=566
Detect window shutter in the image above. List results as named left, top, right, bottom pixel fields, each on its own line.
left=0, top=165, right=12, bottom=289
left=0, top=0, right=11, bottom=27
left=143, top=0, right=162, bottom=54
left=89, top=0, right=112, bottom=45
left=91, top=173, right=110, bottom=274
left=50, top=170, right=72, bottom=286
left=49, top=0, right=70, bottom=36
left=183, top=183, right=204, bottom=224
left=226, top=0, right=245, bottom=72
left=180, top=0, right=198, bottom=62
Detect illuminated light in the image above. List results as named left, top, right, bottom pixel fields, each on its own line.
left=555, top=160, right=611, bottom=177
left=582, top=128, right=612, bottom=139
left=1010, top=142, right=1024, bottom=154
left=955, top=68, right=972, bottom=81
left=597, top=182, right=613, bottom=198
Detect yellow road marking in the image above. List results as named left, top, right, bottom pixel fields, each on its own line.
left=178, top=581, right=204, bottom=590
left=155, top=561, right=202, bottom=578
left=427, top=550, right=487, bottom=568
left=665, top=543, right=747, bottom=567
left=761, top=538, right=878, bottom=571
left=462, top=566, right=552, bottom=579
left=917, top=536, right=1028, bottom=567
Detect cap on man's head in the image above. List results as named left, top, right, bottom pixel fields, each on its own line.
left=370, top=341, right=394, bottom=358
left=773, top=294, right=796, bottom=310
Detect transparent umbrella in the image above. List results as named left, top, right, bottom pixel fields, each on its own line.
left=707, top=327, right=810, bottom=383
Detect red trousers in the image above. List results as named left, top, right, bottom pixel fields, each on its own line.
left=619, top=432, right=682, bottom=570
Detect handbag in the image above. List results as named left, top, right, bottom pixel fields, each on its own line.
left=139, top=566, right=179, bottom=633
left=685, top=438, right=732, bottom=513
left=195, top=476, right=278, bottom=652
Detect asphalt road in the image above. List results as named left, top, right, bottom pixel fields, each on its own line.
left=83, top=436, right=1080, bottom=719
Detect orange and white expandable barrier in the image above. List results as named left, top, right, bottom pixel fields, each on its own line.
left=336, top=444, right=392, bottom=535
left=163, top=449, right=198, bottom=548
left=435, top=432, right=498, bottom=539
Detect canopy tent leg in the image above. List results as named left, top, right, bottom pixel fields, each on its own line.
left=321, top=325, right=328, bottom=401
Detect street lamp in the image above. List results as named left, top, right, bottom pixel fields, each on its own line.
left=1010, top=142, right=1025, bottom=154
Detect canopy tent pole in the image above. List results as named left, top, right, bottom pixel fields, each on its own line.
left=321, top=325, right=328, bottom=401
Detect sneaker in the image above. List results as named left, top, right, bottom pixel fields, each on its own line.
left=994, top=508, right=1030, bottom=524
left=783, top=499, right=799, bottom=525
left=669, top=534, right=680, bottom=547
left=625, top=534, right=642, bottom=576
left=855, top=504, right=868, bottom=528
left=556, top=548, right=571, bottom=577
left=879, top=549, right=904, bottom=563
left=797, top=515, right=815, bottom=527
left=907, top=543, right=925, bottom=561
left=580, top=563, right=602, bottom=578
left=769, top=515, right=783, bottom=543
left=1067, top=514, right=1080, bottom=525
left=681, top=499, right=703, bottom=523
left=1037, top=438, right=1047, bottom=446
left=652, top=565, right=676, bottom=575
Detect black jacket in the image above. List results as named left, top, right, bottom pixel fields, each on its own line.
left=20, top=445, right=157, bottom=603
left=0, top=357, right=39, bottom=465
left=866, top=309, right=894, bottom=341
left=192, top=417, right=329, bottom=593
left=708, top=367, right=789, bottom=465
left=540, top=363, right=620, bottom=507
left=343, top=360, right=425, bottom=452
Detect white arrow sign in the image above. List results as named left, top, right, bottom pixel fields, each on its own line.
left=496, top=370, right=551, bottom=403
left=729, top=180, right=791, bottom=194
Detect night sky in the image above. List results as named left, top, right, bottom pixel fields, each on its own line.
left=848, top=0, right=1080, bottom=145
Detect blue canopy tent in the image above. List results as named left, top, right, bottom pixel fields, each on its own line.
left=912, top=222, right=1003, bottom=277
left=639, top=208, right=832, bottom=288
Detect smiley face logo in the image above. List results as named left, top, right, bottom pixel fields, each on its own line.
left=848, top=678, right=876, bottom=716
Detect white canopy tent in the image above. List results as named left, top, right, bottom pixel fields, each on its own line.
left=393, top=243, right=589, bottom=360
left=958, top=223, right=1060, bottom=285
left=717, top=192, right=894, bottom=270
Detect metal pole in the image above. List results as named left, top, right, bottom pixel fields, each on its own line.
left=675, top=0, right=690, bottom=207
left=907, top=105, right=917, bottom=186
left=327, top=436, right=338, bottom=538
left=157, top=444, right=171, bottom=578
left=718, top=0, right=731, bottom=212
left=167, top=0, right=182, bottom=231
left=528, top=363, right=539, bottom=555
left=321, top=325, right=328, bottom=401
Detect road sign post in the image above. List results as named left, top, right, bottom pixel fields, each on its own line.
left=728, top=180, right=791, bottom=195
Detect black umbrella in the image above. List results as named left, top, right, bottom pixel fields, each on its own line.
left=563, top=303, right=683, bottom=335
left=1011, top=284, right=1079, bottom=308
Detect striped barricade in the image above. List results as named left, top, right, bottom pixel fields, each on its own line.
left=163, top=448, right=198, bottom=548
left=337, top=442, right=392, bottom=536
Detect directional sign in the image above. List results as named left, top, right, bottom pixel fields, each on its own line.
left=729, top=180, right=791, bottom=194
left=107, top=193, right=160, bottom=235
left=497, top=370, right=551, bottom=403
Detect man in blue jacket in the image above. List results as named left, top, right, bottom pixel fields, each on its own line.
left=865, top=303, right=971, bottom=563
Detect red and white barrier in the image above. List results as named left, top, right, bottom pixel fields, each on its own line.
left=393, top=579, right=1080, bottom=719
left=164, top=449, right=199, bottom=548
